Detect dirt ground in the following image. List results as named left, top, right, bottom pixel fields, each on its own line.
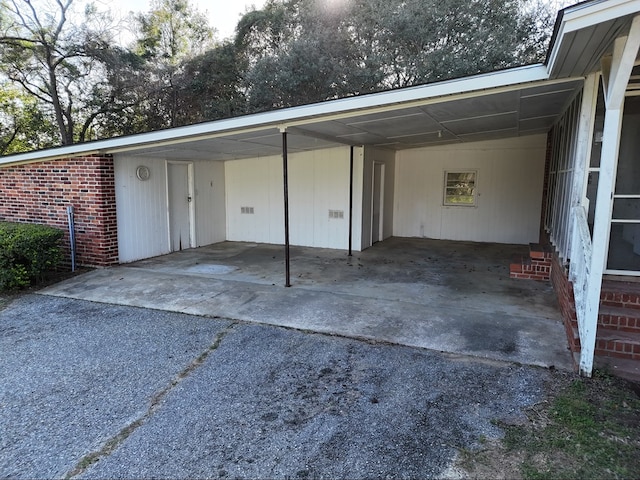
left=454, top=369, right=640, bottom=479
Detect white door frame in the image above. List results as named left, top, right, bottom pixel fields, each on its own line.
left=166, top=161, right=196, bottom=250
left=370, top=162, right=385, bottom=245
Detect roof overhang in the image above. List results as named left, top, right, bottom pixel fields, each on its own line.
left=0, top=64, right=583, bottom=167
left=547, top=0, right=640, bottom=79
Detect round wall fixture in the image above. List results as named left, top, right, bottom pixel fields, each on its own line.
left=136, top=165, right=151, bottom=181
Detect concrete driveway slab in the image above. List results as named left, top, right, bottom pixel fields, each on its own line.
left=0, top=295, right=554, bottom=479
left=40, top=239, right=574, bottom=371
left=41, top=266, right=572, bottom=369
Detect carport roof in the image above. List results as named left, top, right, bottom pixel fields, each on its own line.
left=1, top=0, right=637, bottom=166
left=0, top=65, right=583, bottom=165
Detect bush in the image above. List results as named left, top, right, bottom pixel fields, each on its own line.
left=0, top=222, right=64, bottom=290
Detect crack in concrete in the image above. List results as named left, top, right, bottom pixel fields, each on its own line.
left=64, top=322, right=238, bottom=479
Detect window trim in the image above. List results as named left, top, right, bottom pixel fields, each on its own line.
left=443, top=170, right=478, bottom=207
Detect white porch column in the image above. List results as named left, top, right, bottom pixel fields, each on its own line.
left=581, top=16, right=640, bottom=376
left=571, top=73, right=598, bottom=211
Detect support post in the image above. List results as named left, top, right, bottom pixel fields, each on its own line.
left=281, top=128, right=291, bottom=287
left=348, top=146, right=354, bottom=257
left=582, top=106, right=623, bottom=376
left=580, top=16, right=640, bottom=376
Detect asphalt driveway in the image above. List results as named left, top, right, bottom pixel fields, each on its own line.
left=1, top=295, right=555, bottom=479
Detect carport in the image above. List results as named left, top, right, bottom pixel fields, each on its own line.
left=41, top=237, right=573, bottom=370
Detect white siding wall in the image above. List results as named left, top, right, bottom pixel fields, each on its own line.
left=115, top=156, right=227, bottom=263
left=225, top=146, right=353, bottom=249
left=393, top=135, right=546, bottom=244
left=115, top=156, right=171, bottom=262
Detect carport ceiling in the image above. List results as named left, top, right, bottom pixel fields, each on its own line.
left=126, top=79, right=583, bottom=161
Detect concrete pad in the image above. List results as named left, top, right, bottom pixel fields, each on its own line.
left=40, top=237, right=573, bottom=370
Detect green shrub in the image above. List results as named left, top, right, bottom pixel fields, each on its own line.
left=0, top=222, right=64, bottom=290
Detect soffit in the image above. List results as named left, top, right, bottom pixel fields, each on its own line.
left=123, top=79, right=582, bottom=161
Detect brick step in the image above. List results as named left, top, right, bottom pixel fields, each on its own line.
left=510, top=254, right=550, bottom=281
left=600, top=279, right=640, bottom=309
left=594, top=327, right=640, bottom=361
left=594, top=356, right=640, bottom=384
left=599, top=305, right=640, bottom=332
left=529, top=243, right=553, bottom=260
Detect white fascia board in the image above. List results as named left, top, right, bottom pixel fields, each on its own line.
left=562, top=0, right=640, bottom=33
left=547, top=0, right=640, bottom=75
left=0, top=64, right=550, bottom=167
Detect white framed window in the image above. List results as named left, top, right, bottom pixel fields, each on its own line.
left=443, top=170, right=477, bottom=206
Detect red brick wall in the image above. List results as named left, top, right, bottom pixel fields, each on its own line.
left=0, top=155, right=118, bottom=267
left=550, top=252, right=580, bottom=354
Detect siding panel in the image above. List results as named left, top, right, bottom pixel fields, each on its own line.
left=394, top=135, right=546, bottom=244
left=115, top=156, right=170, bottom=263
left=225, top=147, right=351, bottom=249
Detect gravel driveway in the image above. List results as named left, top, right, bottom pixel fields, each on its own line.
left=0, top=295, right=553, bottom=479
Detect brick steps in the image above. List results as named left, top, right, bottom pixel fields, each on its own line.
left=595, top=328, right=640, bottom=360
left=598, top=304, right=640, bottom=332
left=509, top=243, right=552, bottom=281
left=595, top=356, right=640, bottom=383
left=592, top=281, right=640, bottom=376
left=524, top=245, right=640, bottom=381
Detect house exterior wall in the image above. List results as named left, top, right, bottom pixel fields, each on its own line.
left=0, top=155, right=118, bottom=266
left=225, top=146, right=354, bottom=250
left=114, top=156, right=226, bottom=263
left=393, top=135, right=547, bottom=244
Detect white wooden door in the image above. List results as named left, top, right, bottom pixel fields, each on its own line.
left=168, top=163, right=193, bottom=252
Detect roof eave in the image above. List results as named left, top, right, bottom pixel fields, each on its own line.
left=0, top=64, right=554, bottom=167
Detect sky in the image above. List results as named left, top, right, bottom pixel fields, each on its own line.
left=100, top=0, right=268, bottom=41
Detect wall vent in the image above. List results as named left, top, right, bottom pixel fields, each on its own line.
left=329, top=209, right=344, bottom=219
left=241, top=206, right=255, bottom=214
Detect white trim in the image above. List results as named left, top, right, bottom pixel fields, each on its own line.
left=605, top=269, right=640, bottom=276
left=166, top=160, right=196, bottom=251
left=370, top=162, right=385, bottom=245
left=561, top=0, right=640, bottom=34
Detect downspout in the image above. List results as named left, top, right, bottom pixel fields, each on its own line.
left=281, top=128, right=291, bottom=287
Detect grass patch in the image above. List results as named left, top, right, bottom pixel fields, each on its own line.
left=460, top=370, right=640, bottom=479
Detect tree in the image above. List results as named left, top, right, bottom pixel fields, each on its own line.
left=234, top=0, right=559, bottom=111
left=131, top=0, right=216, bottom=128
left=0, top=81, right=57, bottom=154
left=176, top=42, right=247, bottom=124
left=0, top=0, right=128, bottom=144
